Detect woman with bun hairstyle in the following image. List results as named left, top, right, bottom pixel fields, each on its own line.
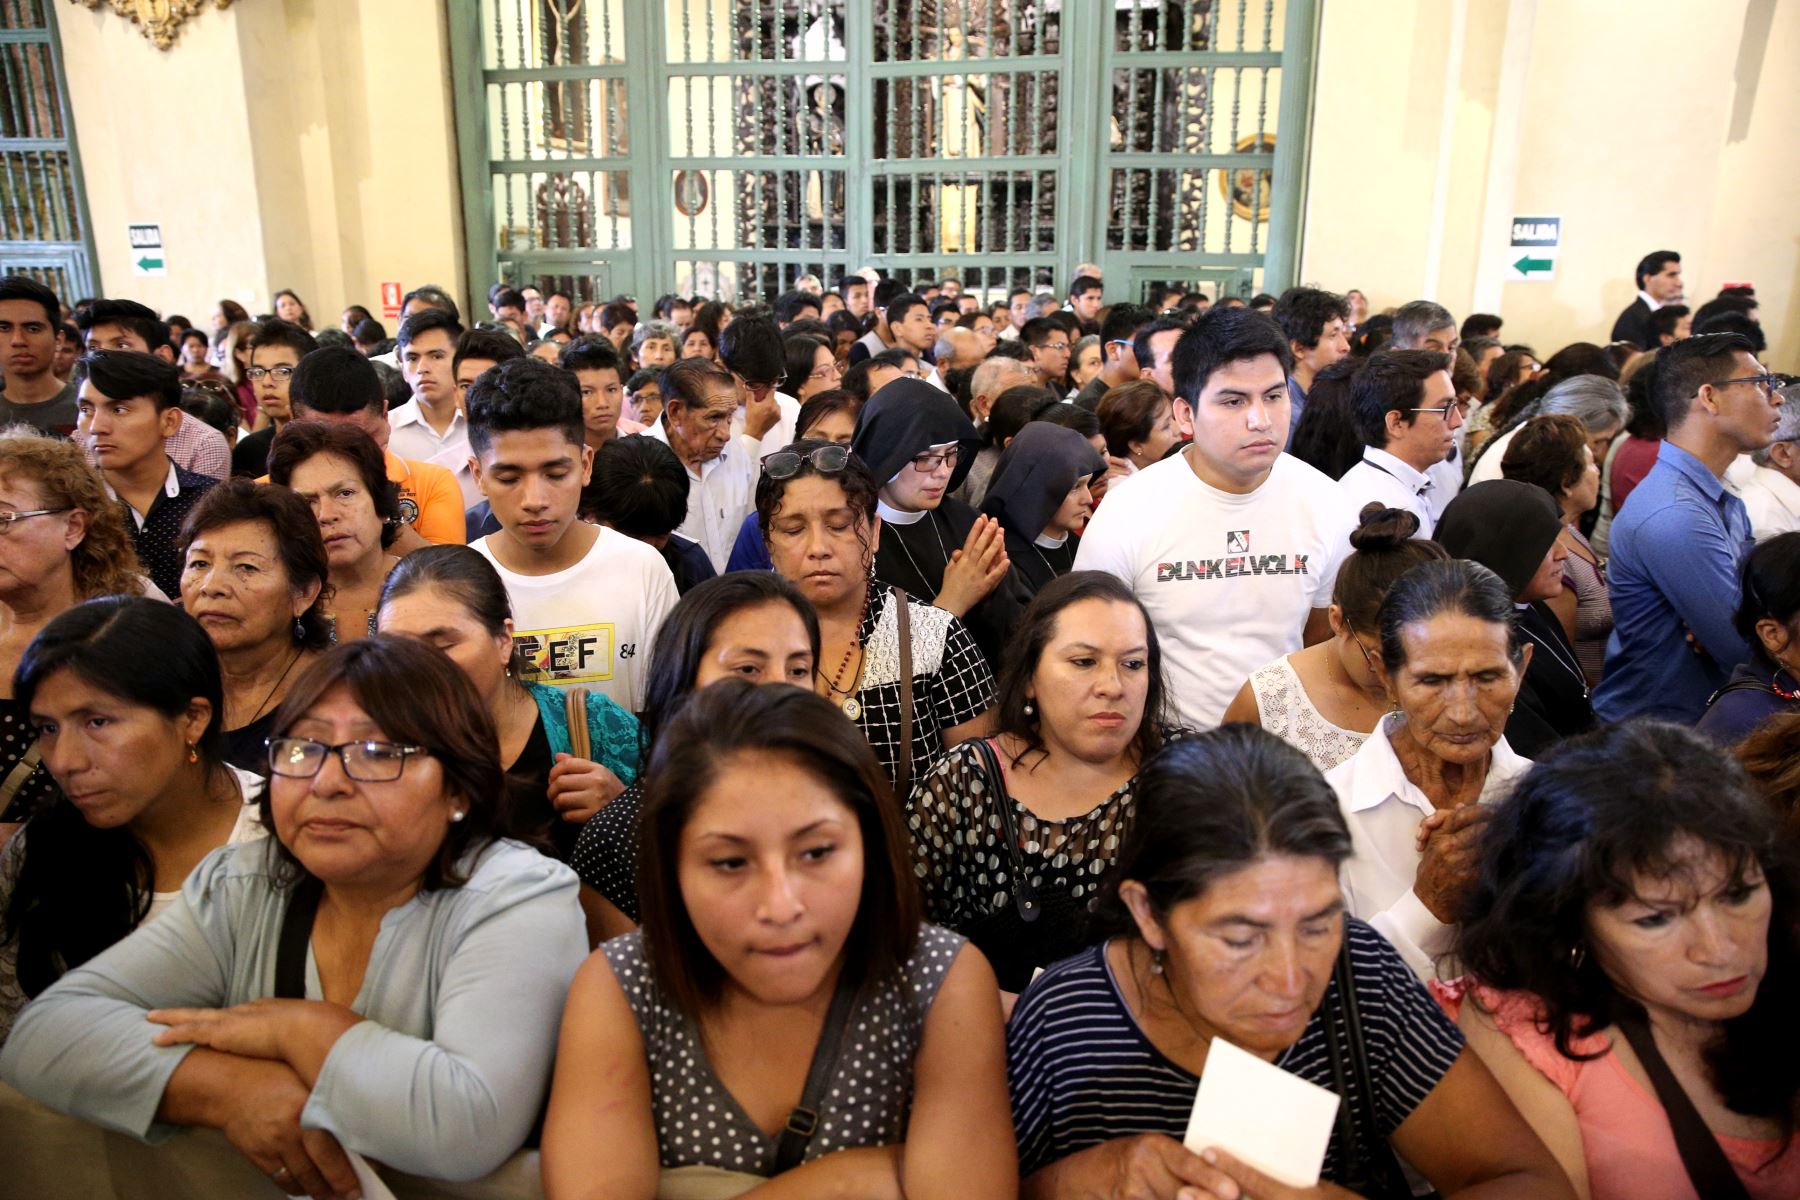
left=1222, top=503, right=1448, bottom=771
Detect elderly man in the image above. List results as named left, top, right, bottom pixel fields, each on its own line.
left=1739, top=383, right=1800, bottom=541
left=934, top=327, right=984, bottom=373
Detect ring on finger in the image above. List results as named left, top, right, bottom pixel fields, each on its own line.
left=271, top=1165, right=293, bottom=1182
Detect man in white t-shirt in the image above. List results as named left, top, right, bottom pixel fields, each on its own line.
left=1337, top=349, right=1459, bottom=538
left=466, top=355, right=677, bottom=713
left=1074, top=306, right=1356, bottom=728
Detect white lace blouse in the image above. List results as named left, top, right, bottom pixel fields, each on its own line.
left=1247, top=654, right=1369, bottom=772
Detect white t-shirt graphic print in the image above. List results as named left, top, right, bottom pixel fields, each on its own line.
left=1074, top=451, right=1356, bottom=728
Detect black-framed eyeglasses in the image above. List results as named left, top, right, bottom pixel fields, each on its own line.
left=762, top=444, right=850, bottom=480
left=267, top=736, right=429, bottom=782
left=0, top=506, right=71, bottom=529
left=909, top=446, right=961, bottom=473
left=1716, top=373, right=1780, bottom=396
left=245, top=366, right=297, bottom=382
left=1408, top=401, right=1463, bottom=421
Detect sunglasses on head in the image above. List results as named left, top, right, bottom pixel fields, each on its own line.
left=762, top=444, right=851, bottom=480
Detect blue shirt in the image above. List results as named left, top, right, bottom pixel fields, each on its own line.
left=725, top=509, right=772, bottom=572
left=1593, top=441, right=1753, bottom=723
left=1285, top=373, right=1308, bottom=447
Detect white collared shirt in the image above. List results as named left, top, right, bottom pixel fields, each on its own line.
left=731, top=390, right=801, bottom=458
left=645, top=423, right=759, bottom=572
left=1325, top=714, right=1532, bottom=980
left=1638, top=289, right=1667, bottom=314
left=103, top=458, right=182, bottom=530
left=388, top=398, right=479, bottom=507
left=1741, top=464, right=1800, bottom=542
left=1337, top=446, right=1437, bottom=537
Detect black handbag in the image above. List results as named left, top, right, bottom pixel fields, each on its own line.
left=1320, top=938, right=1419, bottom=1199
left=954, top=737, right=1094, bottom=993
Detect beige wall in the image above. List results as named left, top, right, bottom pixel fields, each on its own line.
left=1301, top=0, right=1795, bottom=363
left=58, top=0, right=464, bottom=326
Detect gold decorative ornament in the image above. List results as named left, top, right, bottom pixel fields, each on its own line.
left=1217, top=132, right=1276, bottom=223
left=68, top=0, right=237, bottom=51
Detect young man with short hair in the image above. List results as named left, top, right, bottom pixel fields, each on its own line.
left=0, top=275, right=76, bottom=433
left=75, top=298, right=230, bottom=479
left=645, top=357, right=761, bottom=572
left=1270, top=286, right=1351, bottom=432
left=1074, top=307, right=1356, bottom=728
left=78, top=350, right=217, bottom=597
left=282, top=346, right=466, bottom=547
left=388, top=308, right=473, bottom=501
left=560, top=336, right=634, bottom=449
left=884, top=295, right=947, bottom=391
left=1066, top=274, right=1104, bottom=329
left=1000, top=287, right=1033, bottom=339
left=846, top=280, right=906, bottom=365
left=1018, top=316, right=1071, bottom=392
left=1073, top=302, right=1154, bottom=411
left=520, top=285, right=546, bottom=329
left=717, top=314, right=796, bottom=453
left=231, top=319, right=317, bottom=477
left=835, top=274, right=870, bottom=320
left=1595, top=333, right=1781, bottom=723
left=1336, top=349, right=1458, bottom=537
left=1648, top=304, right=1692, bottom=347
left=774, top=290, right=823, bottom=328
left=582, top=434, right=716, bottom=594
left=1388, top=299, right=1466, bottom=516
left=468, top=356, right=677, bottom=712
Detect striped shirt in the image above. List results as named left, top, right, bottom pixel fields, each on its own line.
left=1006, top=919, right=1465, bottom=1182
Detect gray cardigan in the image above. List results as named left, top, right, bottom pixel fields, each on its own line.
left=0, top=837, right=585, bottom=1182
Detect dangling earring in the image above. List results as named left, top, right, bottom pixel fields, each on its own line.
left=1023, top=700, right=1035, bottom=717
left=449, top=808, right=466, bottom=824
left=186, top=742, right=198, bottom=765
left=1150, top=947, right=1166, bottom=975
left=1569, top=943, right=1587, bottom=970
left=294, top=618, right=306, bottom=641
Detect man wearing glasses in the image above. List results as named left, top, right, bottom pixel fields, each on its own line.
left=1595, top=333, right=1785, bottom=723
left=1019, top=317, right=1072, bottom=393
left=1335, top=350, right=1458, bottom=538
left=231, top=319, right=318, bottom=477
left=1072, top=303, right=1155, bottom=412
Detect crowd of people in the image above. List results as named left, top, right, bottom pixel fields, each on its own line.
left=0, top=252, right=1793, bottom=1199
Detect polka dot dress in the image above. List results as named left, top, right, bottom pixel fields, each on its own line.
left=603, top=925, right=964, bottom=1172
left=0, top=699, right=57, bottom=823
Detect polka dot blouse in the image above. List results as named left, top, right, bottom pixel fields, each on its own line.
left=602, top=924, right=965, bottom=1174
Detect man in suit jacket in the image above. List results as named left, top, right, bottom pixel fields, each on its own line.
left=1611, top=249, right=1684, bottom=349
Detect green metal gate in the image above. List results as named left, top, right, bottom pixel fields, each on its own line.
left=0, top=0, right=98, bottom=302
left=449, top=0, right=1318, bottom=308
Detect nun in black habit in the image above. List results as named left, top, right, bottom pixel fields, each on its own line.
left=979, top=421, right=1107, bottom=600
left=1434, top=479, right=1596, bottom=758
left=851, top=377, right=1024, bottom=667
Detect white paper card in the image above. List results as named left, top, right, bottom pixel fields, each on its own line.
left=349, top=1151, right=399, bottom=1200
left=1182, top=1037, right=1341, bottom=1188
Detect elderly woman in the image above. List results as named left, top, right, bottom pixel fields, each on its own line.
left=1436, top=480, right=1596, bottom=756
left=1325, top=558, right=1533, bottom=981
left=761, top=440, right=995, bottom=795
left=378, top=544, right=638, bottom=859
left=0, top=637, right=586, bottom=1195
left=0, top=598, right=262, bottom=1048
left=1224, top=504, right=1449, bottom=772
left=1468, top=374, right=1628, bottom=487
left=179, top=480, right=332, bottom=775
left=1008, top=725, right=1573, bottom=1200
left=266, top=422, right=401, bottom=643
left=1096, top=380, right=1183, bottom=472
left=543, top=682, right=1015, bottom=1199
left=1501, top=415, right=1612, bottom=685
left=978, top=423, right=1105, bottom=600
left=1445, top=722, right=1800, bottom=1198
left=908, top=572, right=1181, bottom=993
left=0, top=431, right=156, bottom=826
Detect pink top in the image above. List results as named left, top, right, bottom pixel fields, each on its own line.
left=1434, top=981, right=1799, bottom=1199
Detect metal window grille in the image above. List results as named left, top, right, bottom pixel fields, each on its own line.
left=0, top=0, right=98, bottom=302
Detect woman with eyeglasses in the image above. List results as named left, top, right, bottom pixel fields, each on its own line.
left=178, top=480, right=332, bottom=777
left=568, top=571, right=819, bottom=944
left=1325, top=559, right=1533, bottom=982
left=851, top=378, right=1020, bottom=666
left=543, top=682, right=1016, bottom=1200
left=783, top=333, right=842, bottom=403
left=1223, top=505, right=1449, bottom=772
left=759, top=439, right=995, bottom=795
left=1007, top=725, right=1572, bottom=1200
left=0, top=597, right=264, bottom=1051
left=0, top=432, right=160, bottom=830
left=0, top=637, right=586, bottom=1196
left=724, top=389, right=861, bottom=573
left=266, top=422, right=402, bottom=644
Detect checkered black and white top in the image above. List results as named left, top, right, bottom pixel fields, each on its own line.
left=851, top=586, right=995, bottom=792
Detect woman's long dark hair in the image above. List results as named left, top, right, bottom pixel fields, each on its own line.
left=4, top=597, right=230, bottom=997
left=1089, top=725, right=1353, bottom=938
left=637, top=572, right=822, bottom=758
left=993, top=571, right=1172, bottom=770
left=635, top=680, right=919, bottom=1019
left=1456, top=721, right=1800, bottom=1131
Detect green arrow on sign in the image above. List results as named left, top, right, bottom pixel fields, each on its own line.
left=1512, top=255, right=1553, bottom=275
left=136, top=256, right=164, bottom=271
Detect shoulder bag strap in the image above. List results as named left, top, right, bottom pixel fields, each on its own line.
left=772, top=970, right=861, bottom=1173
left=1615, top=1015, right=1752, bottom=1200
left=0, top=743, right=42, bottom=808
left=892, top=587, right=914, bottom=801
left=274, top=875, right=325, bottom=1000
left=564, top=687, right=592, bottom=760
left=1323, top=939, right=1413, bottom=1198
left=966, top=736, right=1041, bottom=924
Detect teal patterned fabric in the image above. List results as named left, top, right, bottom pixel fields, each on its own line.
left=527, top=681, right=641, bottom=785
